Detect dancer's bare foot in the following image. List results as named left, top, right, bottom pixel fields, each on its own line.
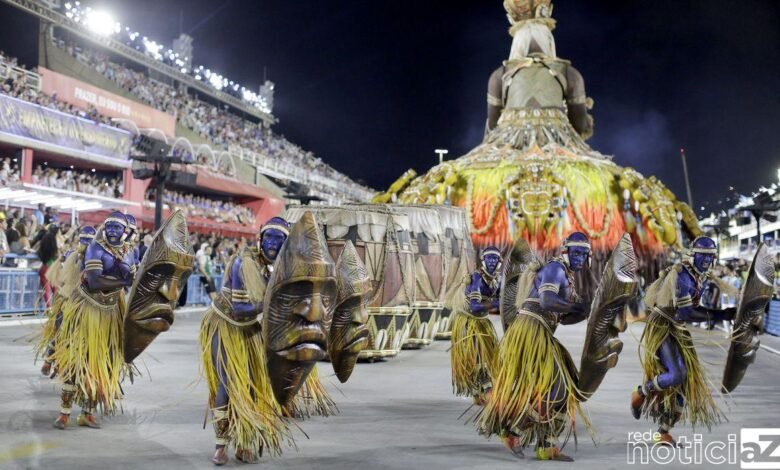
left=76, top=413, right=101, bottom=429
left=536, top=446, right=574, bottom=461
left=630, top=388, right=645, bottom=420
left=654, top=431, right=678, bottom=447
left=211, top=446, right=228, bottom=466
left=53, top=413, right=69, bottom=430
left=40, top=361, right=52, bottom=376
left=502, top=435, right=525, bottom=458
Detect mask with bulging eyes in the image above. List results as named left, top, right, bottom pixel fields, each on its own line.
left=124, top=211, right=194, bottom=363
left=328, top=241, right=371, bottom=383
left=263, top=212, right=337, bottom=406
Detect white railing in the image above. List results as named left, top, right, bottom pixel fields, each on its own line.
left=228, top=145, right=375, bottom=202
left=0, top=61, right=40, bottom=91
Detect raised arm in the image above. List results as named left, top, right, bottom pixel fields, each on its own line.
left=675, top=272, right=734, bottom=323
left=83, top=243, right=131, bottom=291
left=538, top=262, right=587, bottom=323
left=466, top=272, right=499, bottom=315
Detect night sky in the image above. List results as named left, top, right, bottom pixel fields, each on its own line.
left=2, top=1, right=779, bottom=214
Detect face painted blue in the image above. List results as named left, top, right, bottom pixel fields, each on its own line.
left=79, top=236, right=92, bottom=246
left=104, top=222, right=126, bottom=246
left=483, top=253, right=501, bottom=275
left=567, top=246, right=590, bottom=272
left=693, top=252, right=715, bottom=273
left=261, top=229, right=287, bottom=262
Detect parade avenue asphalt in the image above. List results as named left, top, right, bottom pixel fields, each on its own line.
left=1, top=310, right=779, bottom=469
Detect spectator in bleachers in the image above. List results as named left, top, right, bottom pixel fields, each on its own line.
left=10, top=219, right=31, bottom=256
left=146, top=188, right=257, bottom=227
left=30, top=165, right=124, bottom=198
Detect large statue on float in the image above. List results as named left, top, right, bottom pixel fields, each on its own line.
left=374, top=0, right=702, bottom=278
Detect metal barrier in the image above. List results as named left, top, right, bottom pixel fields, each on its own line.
left=0, top=269, right=42, bottom=315
left=766, top=300, right=780, bottom=337
left=0, top=268, right=223, bottom=315
left=185, top=274, right=223, bottom=306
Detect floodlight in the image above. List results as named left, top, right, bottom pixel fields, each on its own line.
left=85, top=10, right=118, bottom=36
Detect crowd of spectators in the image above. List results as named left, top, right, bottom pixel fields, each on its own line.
left=144, top=189, right=257, bottom=227
left=2, top=43, right=372, bottom=202
left=0, top=204, right=247, bottom=276
left=55, top=39, right=372, bottom=199
left=31, top=164, right=124, bottom=198
left=1, top=51, right=114, bottom=126
left=0, top=156, right=20, bottom=187
left=0, top=157, right=124, bottom=199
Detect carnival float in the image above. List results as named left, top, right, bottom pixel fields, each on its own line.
left=374, top=0, right=702, bottom=282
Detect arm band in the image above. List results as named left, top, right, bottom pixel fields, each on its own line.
left=487, top=93, right=502, bottom=107
left=538, top=283, right=560, bottom=295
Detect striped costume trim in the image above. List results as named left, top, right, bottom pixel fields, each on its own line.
left=481, top=248, right=502, bottom=259
left=104, top=217, right=127, bottom=227
left=260, top=223, right=290, bottom=237
left=676, top=295, right=693, bottom=309
left=564, top=240, right=591, bottom=250
left=84, top=261, right=103, bottom=271
left=538, top=283, right=560, bottom=295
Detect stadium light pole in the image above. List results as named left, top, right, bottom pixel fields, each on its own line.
left=130, top=136, right=189, bottom=230
left=435, top=149, right=449, bottom=165
left=745, top=190, right=780, bottom=248
left=680, top=148, right=694, bottom=208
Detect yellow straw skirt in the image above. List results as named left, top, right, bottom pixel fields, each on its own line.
left=284, top=365, right=338, bottom=419
left=199, top=307, right=293, bottom=456
left=34, top=251, right=84, bottom=363
left=639, top=311, right=723, bottom=430
left=50, top=287, right=129, bottom=415
left=450, top=311, right=498, bottom=397
left=34, top=293, right=67, bottom=362
left=476, top=312, right=588, bottom=447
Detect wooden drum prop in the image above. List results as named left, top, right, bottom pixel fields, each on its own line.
left=389, top=206, right=446, bottom=349
left=285, top=205, right=415, bottom=360
left=435, top=207, right=475, bottom=340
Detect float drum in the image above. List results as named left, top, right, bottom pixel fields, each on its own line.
left=393, top=206, right=446, bottom=348
left=286, top=205, right=412, bottom=360
left=435, top=207, right=474, bottom=340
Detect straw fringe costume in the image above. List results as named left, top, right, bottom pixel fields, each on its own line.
left=477, top=257, right=589, bottom=453
left=200, top=247, right=293, bottom=457
left=51, top=220, right=135, bottom=423
left=635, top=261, right=725, bottom=433
left=451, top=269, right=500, bottom=399
left=35, top=246, right=88, bottom=368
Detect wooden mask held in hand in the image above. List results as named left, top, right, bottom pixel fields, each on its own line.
left=124, top=210, right=194, bottom=363
left=263, top=211, right=337, bottom=406
left=329, top=241, right=371, bottom=383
